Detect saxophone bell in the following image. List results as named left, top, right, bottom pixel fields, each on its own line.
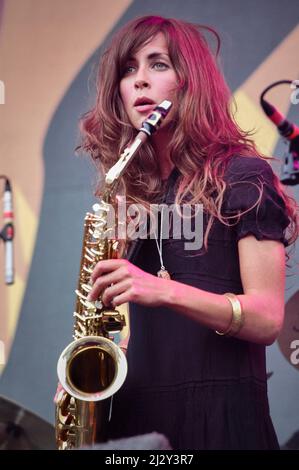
left=57, top=336, right=127, bottom=402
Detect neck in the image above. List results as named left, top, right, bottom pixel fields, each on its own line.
left=152, top=127, right=174, bottom=180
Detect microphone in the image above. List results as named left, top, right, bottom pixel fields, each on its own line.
left=260, top=97, right=299, bottom=154
left=260, top=80, right=299, bottom=185
left=0, top=178, right=14, bottom=284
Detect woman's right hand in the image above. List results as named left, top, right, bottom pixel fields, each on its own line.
left=54, top=382, right=66, bottom=404
left=119, top=338, right=129, bottom=356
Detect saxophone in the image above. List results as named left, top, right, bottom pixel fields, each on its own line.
left=55, top=100, right=172, bottom=450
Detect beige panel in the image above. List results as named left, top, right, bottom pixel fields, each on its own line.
left=0, top=0, right=131, bottom=369
left=244, top=24, right=299, bottom=114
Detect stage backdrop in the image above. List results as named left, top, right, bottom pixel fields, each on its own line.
left=0, top=0, right=298, bottom=448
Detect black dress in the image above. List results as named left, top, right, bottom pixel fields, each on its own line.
left=108, top=156, right=290, bottom=450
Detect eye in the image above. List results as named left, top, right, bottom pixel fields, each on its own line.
left=152, top=62, right=169, bottom=70
left=122, top=64, right=136, bottom=76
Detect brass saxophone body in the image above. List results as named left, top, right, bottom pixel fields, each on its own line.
left=55, top=100, right=172, bottom=450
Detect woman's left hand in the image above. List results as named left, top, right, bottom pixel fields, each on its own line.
left=87, top=259, right=171, bottom=308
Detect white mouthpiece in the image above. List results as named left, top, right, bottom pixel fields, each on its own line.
left=158, top=100, right=172, bottom=111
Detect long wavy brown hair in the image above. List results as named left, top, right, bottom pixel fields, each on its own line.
left=79, top=15, right=298, bottom=249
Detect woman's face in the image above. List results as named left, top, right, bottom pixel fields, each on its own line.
left=119, top=33, right=178, bottom=130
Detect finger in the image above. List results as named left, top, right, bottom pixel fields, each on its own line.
left=112, top=289, right=133, bottom=307
left=54, top=383, right=66, bottom=404
left=119, top=346, right=127, bottom=356
left=91, top=259, right=128, bottom=283
left=102, top=279, right=132, bottom=306
left=88, top=267, right=128, bottom=301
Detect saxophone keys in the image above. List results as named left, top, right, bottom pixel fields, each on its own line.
left=76, top=291, right=95, bottom=310
left=81, top=283, right=92, bottom=294
left=83, top=266, right=93, bottom=274
left=85, top=248, right=96, bottom=259
left=79, top=299, right=94, bottom=309
left=90, top=248, right=101, bottom=256
left=75, top=289, right=86, bottom=300
left=84, top=253, right=94, bottom=263
left=90, top=228, right=100, bottom=239
left=92, top=220, right=105, bottom=228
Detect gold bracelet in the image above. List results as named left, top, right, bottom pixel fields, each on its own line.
left=215, top=293, right=244, bottom=337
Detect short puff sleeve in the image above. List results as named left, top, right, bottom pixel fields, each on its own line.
left=222, top=156, right=290, bottom=246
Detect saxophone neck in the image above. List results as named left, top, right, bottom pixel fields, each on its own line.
left=105, top=135, right=145, bottom=186
left=102, top=184, right=117, bottom=205
left=105, top=100, right=172, bottom=186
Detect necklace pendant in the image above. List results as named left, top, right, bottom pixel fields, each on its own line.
left=157, top=267, right=171, bottom=280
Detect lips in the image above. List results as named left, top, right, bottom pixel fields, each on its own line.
left=134, top=96, right=156, bottom=113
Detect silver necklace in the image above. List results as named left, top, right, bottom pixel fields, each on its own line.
left=154, top=206, right=171, bottom=280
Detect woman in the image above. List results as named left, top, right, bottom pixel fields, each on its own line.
left=80, top=16, right=298, bottom=449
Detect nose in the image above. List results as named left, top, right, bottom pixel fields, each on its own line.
left=134, top=79, right=149, bottom=90
left=134, top=78, right=150, bottom=90
left=134, top=66, right=150, bottom=90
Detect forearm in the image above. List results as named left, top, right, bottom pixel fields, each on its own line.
left=164, top=280, right=283, bottom=345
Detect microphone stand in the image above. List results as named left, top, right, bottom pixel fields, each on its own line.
left=0, top=175, right=14, bottom=285
left=280, top=137, right=299, bottom=186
